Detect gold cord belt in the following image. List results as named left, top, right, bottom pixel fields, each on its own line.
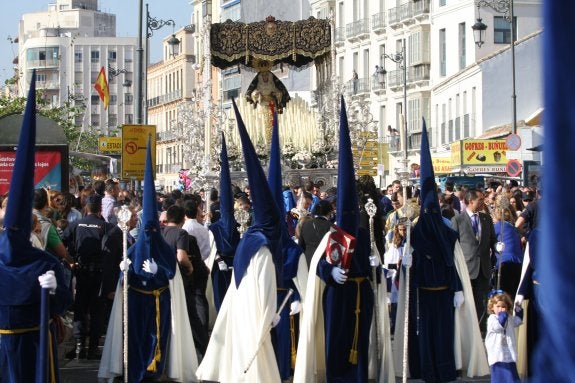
left=348, top=277, right=366, bottom=365
left=130, top=285, right=169, bottom=372
left=420, top=285, right=449, bottom=291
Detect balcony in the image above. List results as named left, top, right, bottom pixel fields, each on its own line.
left=371, top=12, right=386, bottom=34
left=407, top=64, right=430, bottom=85
left=372, top=76, right=386, bottom=95
left=345, top=77, right=371, bottom=96
left=387, top=69, right=405, bottom=90
left=147, top=89, right=183, bottom=108
left=335, top=27, right=346, bottom=47
left=345, top=18, right=370, bottom=42
left=412, top=0, right=431, bottom=20
left=389, top=0, right=430, bottom=29
left=157, top=131, right=178, bottom=142
left=27, top=59, right=60, bottom=69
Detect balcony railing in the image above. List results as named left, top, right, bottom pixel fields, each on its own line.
left=413, top=0, right=431, bottom=18
left=387, top=69, right=405, bottom=89
left=371, top=12, right=386, bottom=33
left=408, top=64, right=431, bottom=83
left=345, top=18, right=370, bottom=41
left=345, top=77, right=370, bottom=96
left=335, top=27, right=346, bottom=45
left=147, top=89, right=183, bottom=108
left=157, top=131, right=178, bottom=142
left=372, top=76, right=386, bottom=94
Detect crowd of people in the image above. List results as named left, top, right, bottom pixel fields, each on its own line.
left=0, top=87, right=541, bottom=383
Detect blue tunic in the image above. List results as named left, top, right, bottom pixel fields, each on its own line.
left=317, top=228, right=374, bottom=383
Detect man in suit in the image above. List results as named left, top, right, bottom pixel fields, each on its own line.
left=298, top=199, right=333, bottom=266
left=451, top=188, right=497, bottom=331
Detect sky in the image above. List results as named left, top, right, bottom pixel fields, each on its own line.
left=0, top=0, right=194, bottom=85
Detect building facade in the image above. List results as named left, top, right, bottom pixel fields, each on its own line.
left=17, top=0, right=137, bottom=135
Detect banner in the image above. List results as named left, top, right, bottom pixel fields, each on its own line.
left=431, top=156, right=452, bottom=174
left=451, top=139, right=508, bottom=166
left=0, top=151, right=62, bottom=194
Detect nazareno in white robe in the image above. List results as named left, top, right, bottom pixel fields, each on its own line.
left=98, top=267, right=199, bottom=383
left=393, top=240, right=489, bottom=378
left=293, top=232, right=395, bottom=383
left=196, top=246, right=281, bottom=383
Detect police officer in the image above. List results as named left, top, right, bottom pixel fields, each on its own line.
left=62, top=194, right=114, bottom=359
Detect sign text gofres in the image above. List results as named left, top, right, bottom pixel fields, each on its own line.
left=121, top=125, right=156, bottom=180
left=451, top=139, right=507, bottom=166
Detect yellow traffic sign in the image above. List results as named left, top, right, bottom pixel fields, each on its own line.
left=357, top=169, right=377, bottom=176
left=121, top=125, right=156, bottom=181
left=353, top=149, right=379, bottom=158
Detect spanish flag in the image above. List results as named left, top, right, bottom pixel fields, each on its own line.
left=94, top=66, right=109, bottom=109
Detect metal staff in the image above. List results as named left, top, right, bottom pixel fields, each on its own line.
left=36, top=282, right=51, bottom=383
left=244, top=288, right=294, bottom=373
left=400, top=206, right=413, bottom=383
left=496, top=196, right=510, bottom=290
left=117, top=206, right=133, bottom=383
left=365, top=198, right=381, bottom=379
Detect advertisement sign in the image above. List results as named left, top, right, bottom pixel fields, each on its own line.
left=431, top=156, right=452, bottom=174
left=451, top=139, right=508, bottom=166
left=0, top=150, right=63, bottom=194
left=121, top=125, right=156, bottom=180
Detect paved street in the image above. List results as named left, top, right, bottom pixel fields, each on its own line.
left=57, top=336, right=492, bottom=383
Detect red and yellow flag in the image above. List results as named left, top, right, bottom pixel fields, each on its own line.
left=94, top=66, right=109, bottom=109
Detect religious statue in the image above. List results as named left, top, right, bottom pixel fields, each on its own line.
left=245, top=58, right=291, bottom=114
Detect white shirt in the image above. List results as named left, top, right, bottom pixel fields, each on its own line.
left=182, top=218, right=211, bottom=260
left=485, top=313, right=522, bottom=365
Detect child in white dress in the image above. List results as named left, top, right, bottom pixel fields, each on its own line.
left=485, top=291, right=522, bottom=383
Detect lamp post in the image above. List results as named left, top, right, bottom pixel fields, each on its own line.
left=136, top=1, right=180, bottom=125
left=472, top=0, right=517, bottom=135
left=381, top=40, right=409, bottom=182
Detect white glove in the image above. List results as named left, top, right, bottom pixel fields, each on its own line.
left=402, top=248, right=412, bottom=267
left=142, top=259, right=158, bottom=275
left=454, top=291, right=464, bottom=308
left=331, top=267, right=348, bottom=284
left=495, top=241, right=505, bottom=253
left=387, top=268, right=397, bottom=281
left=119, top=258, right=132, bottom=272
left=38, top=270, right=57, bottom=293
left=369, top=255, right=381, bottom=267
left=216, top=258, right=228, bottom=271
left=272, top=314, right=281, bottom=328
left=289, top=300, right=302, bottom=316
left=514, top=294, right=524, bottom=312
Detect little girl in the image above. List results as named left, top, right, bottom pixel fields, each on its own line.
left=485, top=291, right=522, bottom=383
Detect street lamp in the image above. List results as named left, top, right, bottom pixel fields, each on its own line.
left=472, top=0, right=517, bottom=135
left=381, top=40, right=409, bottom=180
left=136, top=1, right=181, bottom=125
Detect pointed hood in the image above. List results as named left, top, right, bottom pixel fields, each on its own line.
left=209, top=133, right=239, bottom=257
left=0, top=71, right=40, bottom=265
left=336, top=96, right=360, bottom=236
left=232, top=99, right=281, bottom=287
left=128, top=136, right=176, bottom=280
left=411, top=118, right=458, bottom=265
left=267, top=112, right=302, bottom=280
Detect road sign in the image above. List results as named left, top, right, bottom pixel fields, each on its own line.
left=98, top=137, right=122, bottom=153
left=121, top=125, right=156, bottom=180
left=506, top=134, right=522, bottom=151
left=506, top=159, right=522, bottom=177
left=352, top=149, right=379, bottom=158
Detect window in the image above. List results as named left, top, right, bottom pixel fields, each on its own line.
left=459, top=22, right=466, bottom=70
left=110, top=95, right=117, bottom=105
left=439, top=0, right=446, bottom=6
left=109, top=50, right=117, bottom=62
left=91, top=95, right=100, bottom=105
left=125, top=93, right=134, bottom=105
left=91, top=50, right=100, bottom=63
left=75, top=52, right=82, bottom=63
left=108, top=114, right=117, bottom=127
left=439, top=28, right=446, bottom=76
left=494, top=16, right=516, bottom=44
left=125, top=114, right=134, bottom=124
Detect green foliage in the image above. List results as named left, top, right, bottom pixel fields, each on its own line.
left=0, top=88, right=100, bottom=171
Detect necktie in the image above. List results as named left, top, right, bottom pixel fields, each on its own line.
left=471, top=214, right=479, bottom=239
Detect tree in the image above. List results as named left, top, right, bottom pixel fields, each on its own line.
left=0, top=89, right=100, bottom=171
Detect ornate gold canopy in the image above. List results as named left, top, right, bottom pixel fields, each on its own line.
left=210, top=16, right=331, bottom=70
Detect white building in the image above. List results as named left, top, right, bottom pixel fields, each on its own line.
left=309, top=0, right=542, bottom=186
left=17, top=0, right=136, bottom=134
